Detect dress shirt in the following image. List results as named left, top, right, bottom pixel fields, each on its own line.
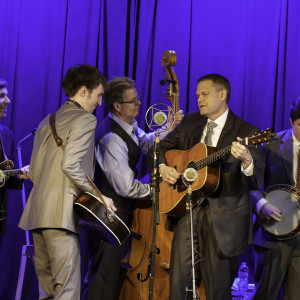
left=95, top=113, right=169, bottom=199
left=292, top=132, right=300, bottom=185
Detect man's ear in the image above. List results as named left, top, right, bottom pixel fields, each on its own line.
left=290, top=117, right=294, bottom=127
left=78, top=86, right=87, bottom=97
left=219, top=89, right=227, bottom=101
left=113, top=101, right=121, bottom=112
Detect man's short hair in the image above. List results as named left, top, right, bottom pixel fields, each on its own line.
left=290, top=97, right=300, bottom=122
left=197, top=74, right=231, bottom=103
left=104, top=77, right=135, bottom=112
left=0, top=79, right=8, bottom=90
left=61, top=64, right=106, bottom=97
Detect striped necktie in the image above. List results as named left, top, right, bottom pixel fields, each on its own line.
left=204, top=122, right=217, bottom=146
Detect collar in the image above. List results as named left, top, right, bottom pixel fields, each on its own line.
left=109, top=112, right=137, bottom=135
left=66, top=99, right=83, bottom=109
left=206, top=108, right=229, bottom=129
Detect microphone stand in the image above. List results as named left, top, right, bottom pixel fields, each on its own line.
left=148, top=131, right=161, bottom=300
left=15, top=129, right=37, bottom=300
left=185, top=185, right=199, bottom=300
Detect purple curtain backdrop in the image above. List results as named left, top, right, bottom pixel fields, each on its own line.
left=0, top=0, right=300, bottom=298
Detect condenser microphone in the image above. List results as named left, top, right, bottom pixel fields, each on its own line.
left=145, top=103, right=174, bottom=132
left=153, top=111, right=167, bottom=126
left=183, top=168, right=198, bottom=183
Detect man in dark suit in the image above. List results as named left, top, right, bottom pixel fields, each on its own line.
left=0, top=78, right=29, bottom=234
left=159, top=74, right=264, bottom=300
left=251, top=97, right=300, bottom=300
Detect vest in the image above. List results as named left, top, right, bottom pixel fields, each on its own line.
left=94, top=116, right=141, bottom=215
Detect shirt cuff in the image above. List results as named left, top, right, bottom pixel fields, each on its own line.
left=241, top=159, right=254, bottom=176
left=256, top=198, right=268, bottom=214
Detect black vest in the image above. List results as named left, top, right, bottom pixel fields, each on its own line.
left=94, top=116, right=141, bottom=215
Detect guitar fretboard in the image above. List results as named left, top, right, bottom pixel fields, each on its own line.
left=192, top=145, right=232, bottom=170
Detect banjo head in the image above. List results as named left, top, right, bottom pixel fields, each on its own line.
left=263, top=184, right=300, bottom=240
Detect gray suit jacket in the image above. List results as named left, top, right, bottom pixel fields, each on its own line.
left=252, top=129, right=293, bottom=248
left=19, top=102, right=96, bottom=234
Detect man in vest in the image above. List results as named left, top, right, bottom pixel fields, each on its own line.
left=83, top=76, right=183, bottom=300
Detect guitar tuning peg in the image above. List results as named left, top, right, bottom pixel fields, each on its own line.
left=160, top=79, right=166, bottom=86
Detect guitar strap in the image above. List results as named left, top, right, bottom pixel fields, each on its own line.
left=49, top=112, right=114, bottom=222
left=49, top=113, right=65, bottom=151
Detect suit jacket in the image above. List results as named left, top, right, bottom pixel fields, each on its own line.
left=252, top=128, right=293, bottom=249
left=0, top=124, right=23, bottom=233
left=19, top=102, right=96, bottom=234
left=159, top=110, right=265, bottom=257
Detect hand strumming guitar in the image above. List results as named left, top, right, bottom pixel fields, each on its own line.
left=159, top=165, right=181, bottom=185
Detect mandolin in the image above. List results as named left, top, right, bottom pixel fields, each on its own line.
left=0, top=159, right=24, bottom=187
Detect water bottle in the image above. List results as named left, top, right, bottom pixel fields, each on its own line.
left=238, top=262, right=249, bottom=293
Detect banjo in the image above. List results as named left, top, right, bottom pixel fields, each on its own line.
left=262, top=184, right=300, bottom=240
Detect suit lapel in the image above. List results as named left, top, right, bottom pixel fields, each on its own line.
left=190, top=117, right=206, bottom=148
left=217, top=110, right=235, bottom=149
left=279, top=129, right=294, bottom=185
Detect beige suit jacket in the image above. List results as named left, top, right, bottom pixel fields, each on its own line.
left=19, top=102, right=96, bottom=233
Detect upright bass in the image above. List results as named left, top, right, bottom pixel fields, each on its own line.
left=119, top=50, right=180, bottom=300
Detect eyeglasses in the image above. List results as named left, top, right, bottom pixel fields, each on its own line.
left=118, top=94, right=141, bottom=105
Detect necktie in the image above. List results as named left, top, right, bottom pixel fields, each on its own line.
left=296, top=148, right=300, bottom=189
left=204, top=122, right=217, bottom=146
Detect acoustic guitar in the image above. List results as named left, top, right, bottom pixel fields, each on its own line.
left=159, top=129, right=278, bottom=217
left=74, top=192, right=130, bottom=246
left=74, top=176, right=130, bottom=247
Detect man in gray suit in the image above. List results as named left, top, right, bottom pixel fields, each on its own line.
left=252, top=97, right=300, bottom=300
left=19, top=65, right=116, bottom=299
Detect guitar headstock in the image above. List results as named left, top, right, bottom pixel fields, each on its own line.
left=244, top=129, right=278, bottom=146
left=160, top=50, right=180, bottom=112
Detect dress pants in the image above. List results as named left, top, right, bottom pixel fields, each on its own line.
left=32, top=228, right=81, bottom=300
left=169, top=204, right=239, bottom=300
left=253, top=235, right=300, bottom=300
left=82, top=212, right=133, bottom=300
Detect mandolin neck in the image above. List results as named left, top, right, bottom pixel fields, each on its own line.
left=3, top=169, right=23, bottom=177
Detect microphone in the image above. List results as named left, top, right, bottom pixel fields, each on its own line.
left=145, top=103, right=174, bottom=132
left=153, top=111, right=167, bottom=126
left=183, top=168, right=198, bottom=183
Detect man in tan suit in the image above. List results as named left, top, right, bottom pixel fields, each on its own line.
left=19, top=65, right=116, bottom=299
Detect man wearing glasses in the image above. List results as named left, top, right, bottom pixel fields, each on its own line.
left=82, top=77, right=183, bottom=300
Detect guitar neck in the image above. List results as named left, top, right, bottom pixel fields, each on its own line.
left=196, top=145, right=232, bottom=170
left=3, top=169, right=23, bottom=177
left=195, top=138, right=253, bottom=170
